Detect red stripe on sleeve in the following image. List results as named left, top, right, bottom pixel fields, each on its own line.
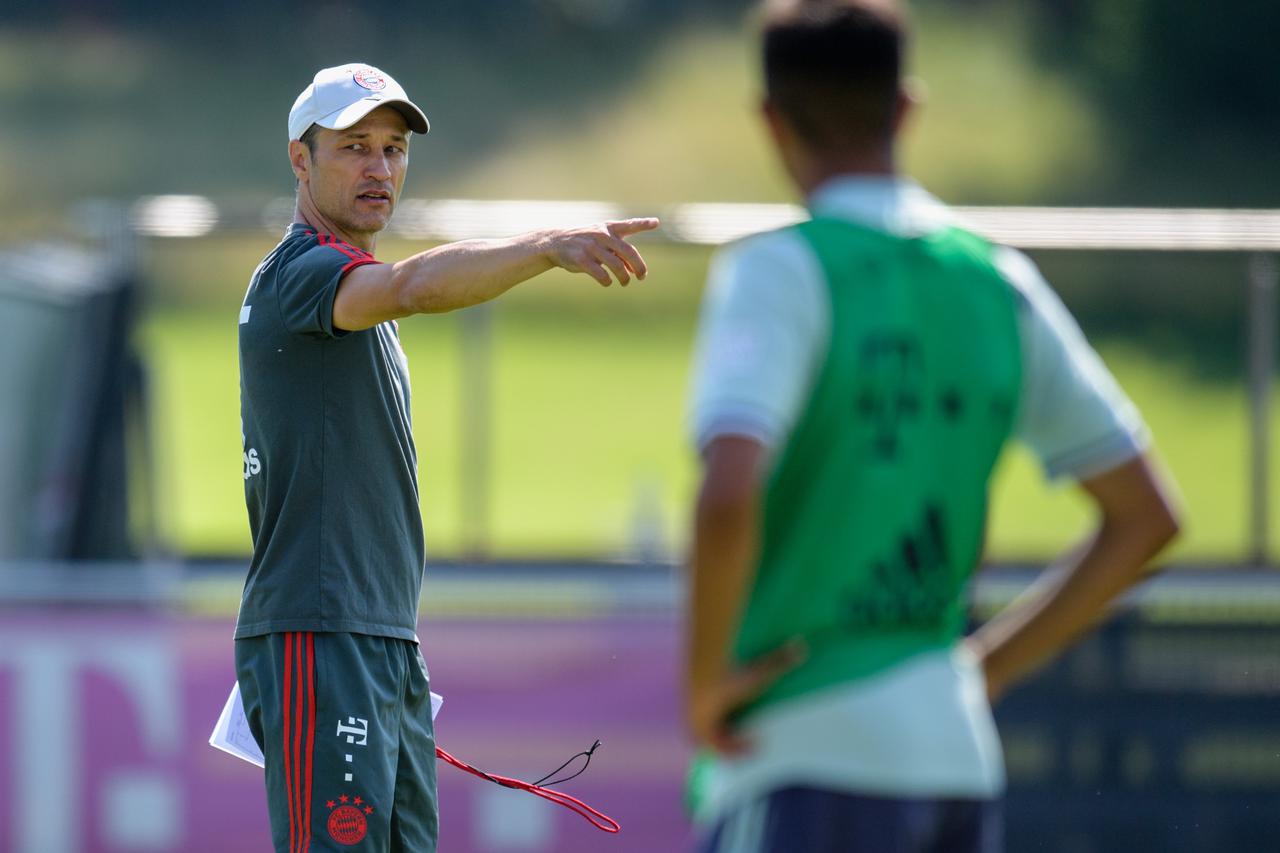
left=341, top=258, right=381, bottom=275
left=317, top=232, right=353, bottom=257
left=330, top=243, right=363, bottom=262
left=313, top=231, right=376, bottom=266
left=283, top=633, right=296, bottom=853
left=335, top=240, right=373, bottom=260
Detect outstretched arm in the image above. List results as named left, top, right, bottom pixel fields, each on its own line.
left=332, top=218, right=660, bottom=331
left=967, top=453, right=1181, bottom=701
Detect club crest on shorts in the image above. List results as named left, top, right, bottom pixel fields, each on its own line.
left=352, top=68, right=387, bottom=91
left=326, top=793, right=374, bottom=845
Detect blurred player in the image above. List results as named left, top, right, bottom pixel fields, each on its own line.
left=683, top=2, right=1181, bottom=851
left=235, top=62, right=657, bottom=853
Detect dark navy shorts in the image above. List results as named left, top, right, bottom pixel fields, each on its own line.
left=236, top=632, right=439, bottom=852
left=698, top=786, right=1002, bottom=853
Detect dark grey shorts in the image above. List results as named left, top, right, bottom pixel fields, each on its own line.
left=698, top=786, right=1002, bottom=853
left=235, top=632, right=439, bottom=852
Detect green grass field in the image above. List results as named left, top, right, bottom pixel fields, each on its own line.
left=138, top=236, right=1277, bottom=563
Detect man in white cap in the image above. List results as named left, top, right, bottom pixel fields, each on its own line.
left=233, top=62, right=658, bottom=852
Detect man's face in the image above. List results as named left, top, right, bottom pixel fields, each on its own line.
left=295, top=106, right=411, bottom=236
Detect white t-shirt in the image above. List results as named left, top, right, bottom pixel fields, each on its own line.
left=687, top=175, right=1148, bottom=822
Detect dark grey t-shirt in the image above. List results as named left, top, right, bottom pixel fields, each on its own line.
left=236, top=223, right=423, bottom=641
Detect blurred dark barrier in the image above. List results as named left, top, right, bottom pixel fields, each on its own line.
left=989, top=571, right=1280, bottom=852
left=1, top=563, right=1278, bottom=852
left=0, top=239, right=152, bottom=559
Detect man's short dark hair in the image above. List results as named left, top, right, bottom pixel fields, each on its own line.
left=299, top=123, right=321, bottom=155
left=294, top=124, right=321, bottom=188
left=762, top=0, right=906, bottom=152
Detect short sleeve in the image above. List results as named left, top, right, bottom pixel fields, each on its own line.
left=687, top=230, right=829, bottom=453
left=996, top=247, right=1150, bottom=481
left=276, top=238, right=380, bottom=338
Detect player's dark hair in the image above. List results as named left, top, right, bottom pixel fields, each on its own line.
left=295, top=124, right=321, bottom=189
left=299, top=123, right=321, bottom=155
left=762, top=0, right=906, bottom=152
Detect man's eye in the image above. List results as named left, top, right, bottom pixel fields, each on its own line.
left=386, top=147, right=404, bottom=155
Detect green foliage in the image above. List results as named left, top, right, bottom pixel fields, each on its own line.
left=10, top=0, right=1275, bottom=218
left=1027, top=0, right=1280, bottom=205
left=447, top=11, right=1108, bottom=206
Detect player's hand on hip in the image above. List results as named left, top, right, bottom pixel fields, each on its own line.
left=542, top=218, right=660, bottom=287
left=687, top=639, right=806, bottom=756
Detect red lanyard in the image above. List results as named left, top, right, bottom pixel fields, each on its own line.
left=434, top=745, right=621, bottom=834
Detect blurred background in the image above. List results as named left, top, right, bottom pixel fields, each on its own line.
left=0, top=0, right=1277, bottom=851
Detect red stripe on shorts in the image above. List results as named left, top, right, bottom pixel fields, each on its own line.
left=303, top=632, right=316, bottom=852
left=283, top=633, right=296, bottom=853
left=293, top=633, right=305, bottom=852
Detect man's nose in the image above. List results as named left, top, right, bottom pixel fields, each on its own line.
left=366, top=153, right=392, bottom=182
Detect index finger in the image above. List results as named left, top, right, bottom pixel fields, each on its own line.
left=607, top=217, right=661, bottom=237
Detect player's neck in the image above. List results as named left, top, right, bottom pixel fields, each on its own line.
left=292, top=198, right=378, bottom=254
left=796, top=148, right=897, bottom=197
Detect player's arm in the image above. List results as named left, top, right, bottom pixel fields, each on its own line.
left=332, top=218, right=659, bottom=331
left=967, top=247, right=1182, bottom=701
left=682, top=234, right=823, bottom=752
left=966, top=453, right=1180, bottom=701
left=687, top=436, right=802, bottom=753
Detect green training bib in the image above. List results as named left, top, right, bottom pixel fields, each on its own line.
left=735, top=219, right=1023, bottom=713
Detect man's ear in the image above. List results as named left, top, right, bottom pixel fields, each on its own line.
left=894, top=79, right=923, bottom=136
left=288, top=139, right=311, bottom=184
left=761, top=97, right=807, bottom=167
left=761, top=97, right=787, bottom=149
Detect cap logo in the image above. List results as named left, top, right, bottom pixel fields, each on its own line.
left=352, top=68, right=387, bottom=91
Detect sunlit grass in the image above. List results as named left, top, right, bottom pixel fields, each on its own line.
left=138, top=239, right=1274, bottom=563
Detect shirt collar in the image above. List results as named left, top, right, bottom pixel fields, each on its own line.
left=806, top=175, right=953, bottom=237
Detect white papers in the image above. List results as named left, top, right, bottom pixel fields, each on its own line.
left=210, top=682, right=444, bottom=768
left=209, top=682, right=266, bottom=767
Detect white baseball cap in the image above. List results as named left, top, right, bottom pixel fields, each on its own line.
left=288, top=63, right=429, bottom=141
